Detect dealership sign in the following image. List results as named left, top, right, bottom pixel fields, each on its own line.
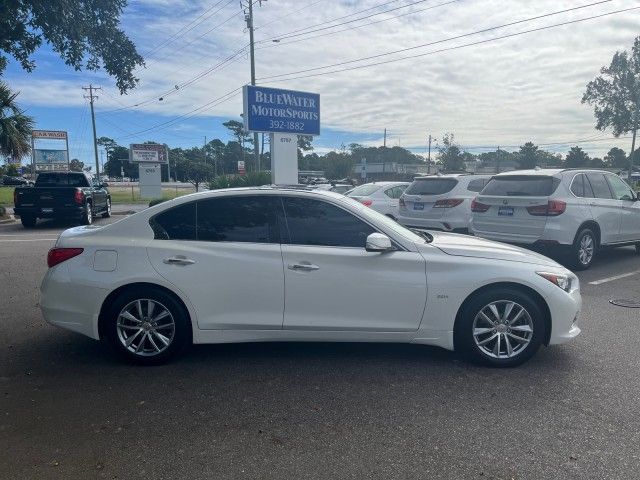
left=129, top=143, right=168, bottom=164
left=32, top=130, right=68, bottom=140
left=243, top=85, right=320, bottom=136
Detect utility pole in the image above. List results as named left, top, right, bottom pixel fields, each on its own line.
left=629, top=125, right=637, bottom=182
left=383, top=128, right=387, bottom=148
left=243, top=0, right=264, bottom=172
left=82, top=85, right=102, bottom=180
left=427, top=134, right=432, bottom=174
left=496, top=146, right=501, bottom=174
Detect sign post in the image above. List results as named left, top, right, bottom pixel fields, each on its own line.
left=243, top=85, right=320, bottom=184
left=129, top=144, right=168, bottom=199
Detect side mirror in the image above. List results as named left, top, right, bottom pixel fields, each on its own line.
left=365, top=233, right=394, bottom=253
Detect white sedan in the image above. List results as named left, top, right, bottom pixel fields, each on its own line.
left=41, top=187, right=581, bottom=367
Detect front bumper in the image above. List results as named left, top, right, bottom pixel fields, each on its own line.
left=547, top=285, right=582, bottom=346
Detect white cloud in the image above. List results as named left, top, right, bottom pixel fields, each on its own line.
left=8, top=0, right=640, bottom=156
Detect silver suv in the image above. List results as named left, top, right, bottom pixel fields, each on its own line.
left=470, top=168, right=640, bottom=269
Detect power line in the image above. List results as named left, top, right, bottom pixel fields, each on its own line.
left=258, top=0, right=616, bottom=81
left=259, top=4, right=638, bottom=84
left=256, top=0, right=460, bottom=52
left=254, top=0, right=325, bottom=34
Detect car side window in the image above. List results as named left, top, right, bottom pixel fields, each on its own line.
left=570, top=174, right=592, bottom=197
left=150, top=202, right=197, bottom=240
left=605, top=175, right=635, bottom=201
left=281, top=197, right=375, bottom=248
left=196, top=196, right=281, bottom=243
left=467, top=178, right=487, bottom=192
left=585, top=173, right=613, bottom=199
left=384, top=186, right=403, bottom=199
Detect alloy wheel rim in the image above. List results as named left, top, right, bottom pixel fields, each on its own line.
left=116, top=299, right=175, bottom=356
left=579, top=234, right=594, bottom=265
left=107, top=200, right=111, bottom=215
left=472, top=300, right=534, bottom=359
left=86, top=205, right=92, bottom=224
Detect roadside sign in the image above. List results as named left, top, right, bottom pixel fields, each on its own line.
left=361, top=158, right=367, bottom=180
left=32, top=130, right=67, bottom=140
left=243, top=85, right=320, bottom=136
left=238, top=161, right=246, bottom=175
left=129, top=144, right=168, bottom=164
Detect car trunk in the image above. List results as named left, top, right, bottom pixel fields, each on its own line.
left=473, top=176, right=560, bottom=238
left=401, top=178, right=458, bottom=220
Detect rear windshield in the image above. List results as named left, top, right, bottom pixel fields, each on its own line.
left=35, top=173, right=89, bottom=187
left=347, top=184, right=381, bottom=197
left=481, top=176, right=559, bottom=197
left=405, top=178, right=458, bottom=196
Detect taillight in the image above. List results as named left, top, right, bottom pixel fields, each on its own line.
left=471, top=199, right=490, bottom=212
left=434, top=199, right=464, bottom=208
left=360, top=198, right=373, bottom=207
left=74, top=189, right=85, bottom=205
left=47, top=248, right=84, bottom=268
left=399, top=197, right=406, bottom=208
left=527, top=200, right=566, bottom=216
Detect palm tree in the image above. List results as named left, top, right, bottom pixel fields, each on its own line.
left=0, top=82, right=34, bottom=161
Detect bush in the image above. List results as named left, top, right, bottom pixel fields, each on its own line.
left=148, top=198, right=168, bottom=207
left=209, top=171, right=271, bottom=190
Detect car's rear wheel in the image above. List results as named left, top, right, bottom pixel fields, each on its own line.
left=455, top=288, right=545, bottom=367
left=103, top=287, right=192, bottom=365
left=571, top=228, right=596, bottom=270
left=20, top=215, right=36, bottom=228
left=102, top=199, right=111, bottom=218
left=82, top=203, right=92, bottom=225
left=635, top=242, right=640, bottom=255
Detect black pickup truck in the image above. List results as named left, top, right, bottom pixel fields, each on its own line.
left=13, top=172, right=111, bottom=228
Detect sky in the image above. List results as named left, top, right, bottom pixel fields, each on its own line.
left=4, top=0, right=640, bottom=167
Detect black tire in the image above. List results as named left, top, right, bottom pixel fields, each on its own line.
left=635, top=243, right=640, bottom=255
left=20, top=215, right=36, bottom=228
left=81, top=202, right=93, bottom=225
left=102, top=287, right=192, bottom=365
left=570, top=228, right=597, bottom=271
left=102, top=198, right=111, bottom=218
left=454, top=288, right=546, bottom=367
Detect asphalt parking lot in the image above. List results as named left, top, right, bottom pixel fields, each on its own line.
left=2, top=216, right=640, bottom=479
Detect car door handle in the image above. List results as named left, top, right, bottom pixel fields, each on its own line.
left=163, top=256, right=196, bottom=266
left=288, top=263, right=320, bottom=271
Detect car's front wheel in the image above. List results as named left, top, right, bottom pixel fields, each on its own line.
left=455, top=288, right=546, bottom=367
left=103, top=287, right=192, bottom=365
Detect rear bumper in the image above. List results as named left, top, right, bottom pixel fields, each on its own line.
left=15, top=205, right=85, bottom=219
left=397, top=214, right=468, bottom=232
left=40, top=265, right=106, bottom=340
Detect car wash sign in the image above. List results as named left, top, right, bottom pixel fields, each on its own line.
left=243, top=85, right=320, bottom=136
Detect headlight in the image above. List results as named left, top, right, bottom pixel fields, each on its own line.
left=537, top=271, right=575, bottom=292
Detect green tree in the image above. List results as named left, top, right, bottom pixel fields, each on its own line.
left=437, top=134, right=466, bottom=172
left=0, top=0, right=144, bottom=93
left=0, top=82, right=34, bottom=159
left=517, top=142, right=539, bottom=169
left=583, top=36, right=640, bottom=178
left=97, top=136, right=135, bottom=178
left=604, top=147, right=627, bottom=168
left=565, top=146, right=590, bottom=167
left=182, top=161, right=213, bottom=192
left=297, top=135, right=313, bottom=160
left=69, top=158, right=84, bottom=172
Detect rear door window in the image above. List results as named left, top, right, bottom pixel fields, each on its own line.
left=196, top=196, right=281, bottom=243
left=150, top=202, right=197, bottom=240
left=347, top=184, right=381, bottom=197
left=481, top=176, right=559, bottom=196
left=405, top=178, right=458, bottom=195
left=585, top=173, right=613, bottom=199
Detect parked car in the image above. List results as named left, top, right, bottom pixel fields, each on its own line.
left=346, top=181, right=409, bottom=219
left=2, top=175, right=31, bottom=186
left=13, top=171, right=111, bottom=228
left=397, top=174, right=492, bottom=233
left=470, top=168, right=640, bottom=269
left=40, top=187, right=580, bottom=367
left=310, top=183, right=353, bottom=194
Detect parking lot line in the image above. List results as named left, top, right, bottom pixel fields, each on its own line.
left=589, top=270, right=640, bottom=285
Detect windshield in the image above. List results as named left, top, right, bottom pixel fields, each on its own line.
left=347, top=184, right=381, bottom=197
left=405, top=178, right=458, bottom=196
left=481, top=176, right=559, bottom=196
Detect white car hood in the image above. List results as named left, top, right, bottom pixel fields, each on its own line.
left=426, top=232, right=561, bottom=267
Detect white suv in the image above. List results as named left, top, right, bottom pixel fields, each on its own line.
left=470, top=168, right=640, bottom=269
left=397, top=174, right=492, bottom=233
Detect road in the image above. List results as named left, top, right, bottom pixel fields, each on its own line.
left=1, top=217, right=640, bottom=479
